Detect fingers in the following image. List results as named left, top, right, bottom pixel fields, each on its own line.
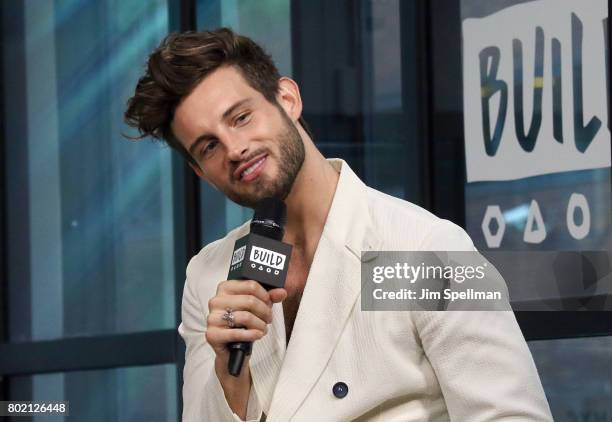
left=206, top=325, right=264, bottom=345
left=217, top=280, right=272, bottom=306
left=209, top=310, right=268, bottom=333
left=205, top=280, right=287, bottom=354
left=208, top=294, right=273, bottom=323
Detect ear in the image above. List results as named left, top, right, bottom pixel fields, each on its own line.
left=189, top=162, right=205, bottom=179
left=276, top=77, right=303, bottom=123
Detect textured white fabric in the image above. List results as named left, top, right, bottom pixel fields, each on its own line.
left=179, top=159, right=553, bottom=422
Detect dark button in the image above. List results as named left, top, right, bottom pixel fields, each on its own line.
left=332, top=382, right=348, bottom=398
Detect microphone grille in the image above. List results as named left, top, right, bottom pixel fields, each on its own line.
left=252, top=197, right=287, bottom=228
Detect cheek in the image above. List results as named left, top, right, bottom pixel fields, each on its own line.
left=207, top=172, right=226, bottom=190
left=252, top=112, right=283, bottom=137
left=200, top=161, right=225, bottom=185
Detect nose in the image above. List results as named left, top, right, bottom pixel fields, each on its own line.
left=225, top=133, right=250, bottom=162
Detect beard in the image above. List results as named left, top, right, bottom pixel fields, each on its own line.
left=223, top=108, right=305, bottom=209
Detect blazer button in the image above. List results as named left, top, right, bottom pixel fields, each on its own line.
left=332, top=382, right=348, bottom=398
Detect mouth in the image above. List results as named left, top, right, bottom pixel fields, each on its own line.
left=234, top=154, right=268, bottom=183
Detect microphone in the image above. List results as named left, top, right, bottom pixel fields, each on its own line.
left=226, top=198, right=292, bottom=377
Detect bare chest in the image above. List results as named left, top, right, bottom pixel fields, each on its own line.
left=282, top=255, right=310, bottom=344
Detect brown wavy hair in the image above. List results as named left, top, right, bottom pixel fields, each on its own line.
left=124, top=27, right=313, bottom=165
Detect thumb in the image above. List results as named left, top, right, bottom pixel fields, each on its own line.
left=269, top=288, right=287, bottom=303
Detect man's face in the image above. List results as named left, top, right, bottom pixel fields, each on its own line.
left=171, top=66, right=305, bottom=208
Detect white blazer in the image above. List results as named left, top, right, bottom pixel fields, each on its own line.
left=179, top=159, right=553, bottom=422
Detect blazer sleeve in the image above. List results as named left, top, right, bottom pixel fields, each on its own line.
left=179, top=255, right=263, bottom=422
left=413, top=220, right=553, bottom=421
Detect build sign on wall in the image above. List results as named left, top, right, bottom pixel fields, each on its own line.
left=462, top=0, right=610, bottom=251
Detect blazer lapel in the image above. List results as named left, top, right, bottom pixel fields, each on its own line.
left=265, top=160, right=382, bottom=422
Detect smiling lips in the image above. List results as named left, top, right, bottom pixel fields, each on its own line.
left=236, top=154, right=267, bottom=182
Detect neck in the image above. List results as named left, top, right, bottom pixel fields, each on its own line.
left=282, top=129, right=339, bottom=255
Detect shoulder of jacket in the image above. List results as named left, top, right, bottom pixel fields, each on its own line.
left=366, top=187, right=437, bottom=218
left=365, top=186, right=442, bottom=229
left=186, top=219, right=251, bottom=280
left=365, top=186, right=473, bottom=250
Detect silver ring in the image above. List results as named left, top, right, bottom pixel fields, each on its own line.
left=222, top=308, right=236, bottom=328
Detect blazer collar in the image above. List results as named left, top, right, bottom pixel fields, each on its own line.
left=322, top=159, right=382, bottom=259
left=249, top=159, right=382, bottom=421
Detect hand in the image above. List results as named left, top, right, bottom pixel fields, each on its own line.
left=206, top=280, right=286, bottom=417
left=206, top=280, right=287, bottom=364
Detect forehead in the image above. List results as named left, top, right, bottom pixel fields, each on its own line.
left=171, top=66, right=263, bottom=145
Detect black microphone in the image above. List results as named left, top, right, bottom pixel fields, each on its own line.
left=226, top=198, right=292, bottom=377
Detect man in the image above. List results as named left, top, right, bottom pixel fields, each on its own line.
left=125, top=28, right=553, bottom=422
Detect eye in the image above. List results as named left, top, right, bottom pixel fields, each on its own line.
left=235, top=112, right=251, bottom=126
left=200, top=140, right=218, bottom=158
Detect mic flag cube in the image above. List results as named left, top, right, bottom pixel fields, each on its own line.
left=227, top=233, right=292, bottom=290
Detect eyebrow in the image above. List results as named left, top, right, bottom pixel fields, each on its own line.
left=188, top=98, right=253, bottom=156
